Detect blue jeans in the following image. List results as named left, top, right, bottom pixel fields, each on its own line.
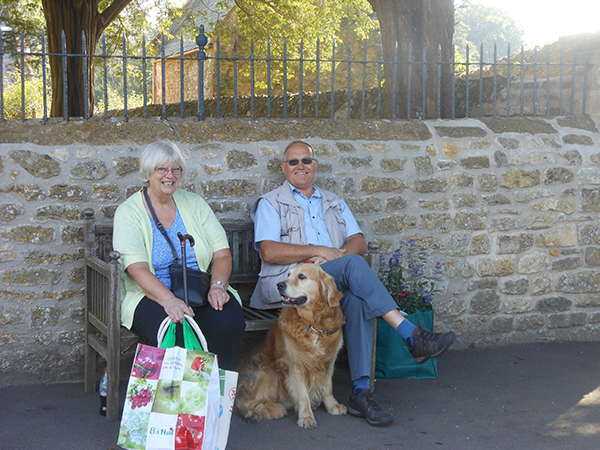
left=320, top=254, right=398, bottom=381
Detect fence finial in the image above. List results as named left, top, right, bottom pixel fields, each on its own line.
left=196, top=25, right=207, bottom=60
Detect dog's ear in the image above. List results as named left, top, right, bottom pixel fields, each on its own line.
left=320, top=271, right=342, bottom=308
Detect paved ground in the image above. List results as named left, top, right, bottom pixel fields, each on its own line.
left=2, top=341, right=600, bottom=450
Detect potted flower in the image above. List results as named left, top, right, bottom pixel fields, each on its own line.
left=375, top=239, right=444, bottom=379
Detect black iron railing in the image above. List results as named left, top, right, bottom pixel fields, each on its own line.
left=0, top=26, right=591, bottom=121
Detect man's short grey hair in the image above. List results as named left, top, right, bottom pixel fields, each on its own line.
left=139, top=142, right=187, bottom=184
left=283, top=140, right=315, bottom=159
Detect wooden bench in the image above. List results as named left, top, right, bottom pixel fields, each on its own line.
left=83, top=208, right=378, bottom=422
left=83, top=208, right=280, bottom=421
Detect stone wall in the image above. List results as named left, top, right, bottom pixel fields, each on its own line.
left=1, top=115, right=599, bottom=385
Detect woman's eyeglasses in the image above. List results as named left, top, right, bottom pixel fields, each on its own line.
left=155, top=167, right=182, bottom=176
left=283, top=157, right=315, bottom=166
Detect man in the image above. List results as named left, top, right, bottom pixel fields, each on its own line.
left=250, top=140, right=455, bottom=427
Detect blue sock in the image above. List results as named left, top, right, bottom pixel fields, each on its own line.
left=352, top=376, right=370, bottom=397
left=396, top=320, right=417, bottom=349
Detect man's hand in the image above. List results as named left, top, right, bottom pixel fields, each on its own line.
left=307, top=256, right=325, bottom=265
left=313, top=246, right=346, bottom=263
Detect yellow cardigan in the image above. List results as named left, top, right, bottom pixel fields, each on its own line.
left=113, top=188, right=240, bottom=329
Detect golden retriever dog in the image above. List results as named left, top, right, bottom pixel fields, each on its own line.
left=235, top=263, right=347, bottom=429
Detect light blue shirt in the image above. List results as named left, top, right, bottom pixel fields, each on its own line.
left=254, top=183, right=362, bottom=248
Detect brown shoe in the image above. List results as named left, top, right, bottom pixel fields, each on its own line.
left=348, top=389, right=393, bottom=427
left=410, top=324, right=455, bottom=364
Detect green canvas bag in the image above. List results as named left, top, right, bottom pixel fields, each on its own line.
left=375, top=307, right=438, bottom=379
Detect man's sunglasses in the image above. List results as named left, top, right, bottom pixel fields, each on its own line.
left=283, top=157, right=316, bottom=166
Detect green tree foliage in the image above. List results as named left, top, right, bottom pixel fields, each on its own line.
left=193, top=0, right=380, bottom=96
left=2, top=0, right=186, bottom=117
left=91, top=0, right=186, bottom=113
left=0, top=1, right=45, bottom=52
left=2, top=70, right=45, bottom=119
left=3, top=0, right=456, bottom=118
left=454, top=0, right=525, bottom=62
left=231, top=0, right=377, bottom=56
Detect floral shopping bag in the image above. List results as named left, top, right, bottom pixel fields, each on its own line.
left=118, top=316, right=221, bottom=450
left=216, top=369, right=238, bottom=450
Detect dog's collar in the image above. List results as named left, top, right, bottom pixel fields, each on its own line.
left=308, top=325, right=341, bottom=336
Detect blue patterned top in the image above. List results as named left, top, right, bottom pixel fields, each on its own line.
left=150, top=207, right=200, bottom=289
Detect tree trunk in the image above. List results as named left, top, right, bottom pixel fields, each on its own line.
left=41, top=0, right=131, bottom=118
left=369, top=0, right=454, bottom=119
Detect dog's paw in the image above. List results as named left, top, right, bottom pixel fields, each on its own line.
left=327, top=403, right=348, bottom=416
left=243, top=411, right=263, bottom=424
left=261, top=402, right=287, bottom=420
left=297, top=415, right=317, bottom=429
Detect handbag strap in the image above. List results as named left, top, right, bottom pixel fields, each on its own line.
left=143, top=187, right=180, bottom=264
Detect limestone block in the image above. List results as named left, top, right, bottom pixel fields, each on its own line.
left=70, top=161, right=110, bottom=180
left=112, top=156, right=139, bottom=177
left=536, top=226, right=577, bottom=247
left=361, top=177, right=407, bottom=193
left=8, top=150, right=60, bottom=178
left=48, top=184, right=88, bottom=202
left=420, top=197, right=450, bottom=210
left=1, top=226, right=54, bottom=244
left=413, top=177, right=448, bottom=193
left=584, top=247, right=600, bottom=266
left=460, top=156, right=490, bottom=169
left=413, top=156, right=434, bottom=175
left=470, top=289, right=501, bottom=314
left=451, top=172, right=474, bottom=188
left=535, top=296, right=572, bottom=312
left=577, top=168, right=600, bottom=185
left=420, top=213, right=453, bottom=233
left=501, top=278, right=529, bottom=295
left=454, top=210, right=487, bottom=230
left=340, top=155, right=373, bottom=169
left=518, top=251, right=551, bottom=274
left=477, top=256, right=515, bottom=277
left=514, top=314, right=544, bottom=331
left=380, top=158, right=407, bottom=173
left=556, top=270, right=600, bottom=293
left=497, top=233, right=535, bottom=254
left=500, top=169, right=541, bottom=188
left=372, top=214, right=417, bottom=234
left=531, top=274, right=553, bottom=295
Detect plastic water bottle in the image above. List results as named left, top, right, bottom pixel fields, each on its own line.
left=99, top=368, right=108, bottom=416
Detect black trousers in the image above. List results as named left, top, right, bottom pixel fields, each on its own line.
left=131, top=294, right=246, bottom=370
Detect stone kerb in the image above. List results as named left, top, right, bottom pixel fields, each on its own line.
left=1, top=115, right=600, bottom=385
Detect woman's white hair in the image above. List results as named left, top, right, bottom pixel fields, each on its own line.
left=139, top=141, right=187, bottom=183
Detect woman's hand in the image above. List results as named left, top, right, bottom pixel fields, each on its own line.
left=163, top=296, right=195, bottom=323
left=208, top=248, right=233, bottom=311
left=125, top=261, right=194, bottom=323
left=208, top=284, right=230, bottom=311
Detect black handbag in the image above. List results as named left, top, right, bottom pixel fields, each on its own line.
left=143, top=188, right=210, bottom=308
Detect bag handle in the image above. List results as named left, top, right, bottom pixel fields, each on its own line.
left=157, top=314, right=209, bottom=352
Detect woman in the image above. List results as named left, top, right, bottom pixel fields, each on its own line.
left=113, top=141, right=245, bottom=370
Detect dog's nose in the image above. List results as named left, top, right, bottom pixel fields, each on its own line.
left=277, top=282, right=286, bottom=291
